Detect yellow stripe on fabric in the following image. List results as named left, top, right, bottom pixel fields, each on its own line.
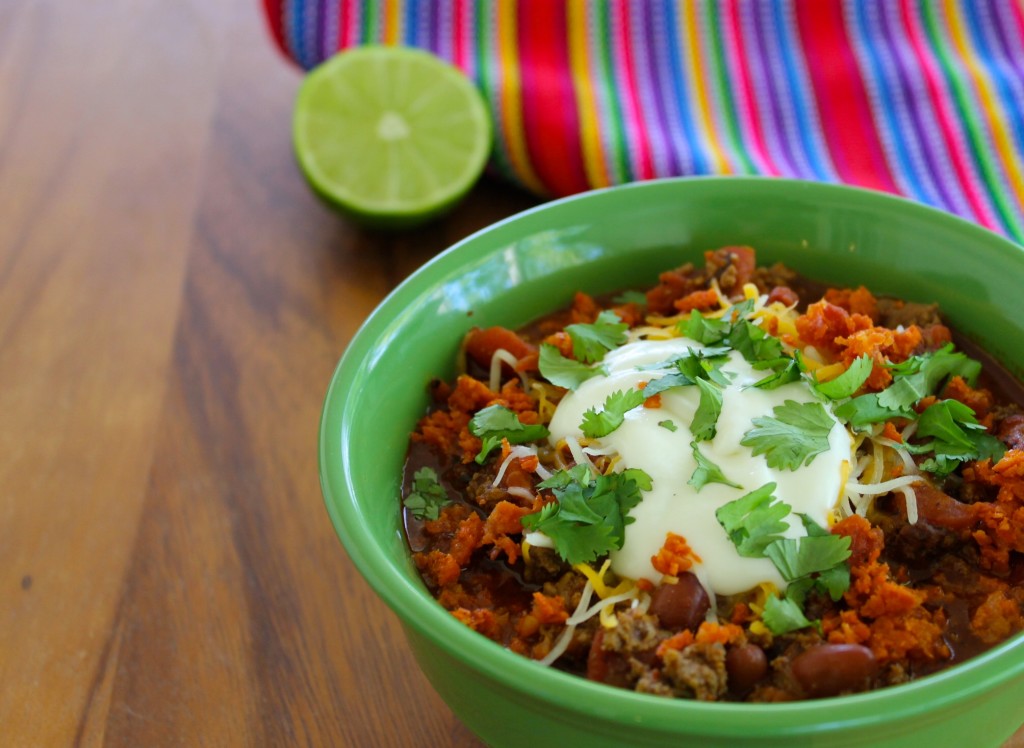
left=381, top=0, right=400, bottom=44
left=496, top=0, right=546, bottom=194
left=944, top=0, right=1024, bottom=206
left=568, top=0, right=611, bottom=189
left=684, top=0, right=732, bottom=174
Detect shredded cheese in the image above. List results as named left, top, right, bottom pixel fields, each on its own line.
left=488, top=348, right=523, bottom=393
left=538, top=580, right=594, bottom=667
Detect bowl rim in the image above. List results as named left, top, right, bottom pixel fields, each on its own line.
left=319, top=176, right=1024, bottom=737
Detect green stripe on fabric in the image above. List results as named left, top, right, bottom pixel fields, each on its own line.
left=474, top=0, right=513, bottom=178
left=593, top=1, right=630, bottom=183
left=361, top=1, right=377, bottom=44
left=920, top=3, right=1023, bottom=239
left=704, top=1, right=757, bottom=174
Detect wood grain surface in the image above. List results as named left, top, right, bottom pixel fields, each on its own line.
left=0, top=2, right=1020, bottom=747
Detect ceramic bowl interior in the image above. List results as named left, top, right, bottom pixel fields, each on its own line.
left=320, top=177, right=1024, bottom=748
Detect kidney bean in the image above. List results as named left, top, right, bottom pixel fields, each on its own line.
left=726, top=643, right=768, bottom=695
left=791, top=644, right=877, bottom=698
left=649, top=573, right=710, bottom=631
left=903, top=483, right=978, bottom=531
left=586, top=629, right=632, bottom=688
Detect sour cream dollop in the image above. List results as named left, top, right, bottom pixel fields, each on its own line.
left=546, top=337, right=851, bottom=596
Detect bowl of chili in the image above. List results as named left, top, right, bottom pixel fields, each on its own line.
left=320, top=177, right=1024, bottom=748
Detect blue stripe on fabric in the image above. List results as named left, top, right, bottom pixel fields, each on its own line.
left=848, top=0, right=932, bottom=205
left=742, top=2, right=799, bottom=176
left=769, top=0, right=836, bottom=181
left=966, top=1, right=1024, bottom=158
left=632, top=1, right=678, bottom=177
left=662, top=0, right=707, bottom=174
left=878, top=2, right=966, bottom=213
left=402, top=0, right=416, bottom=46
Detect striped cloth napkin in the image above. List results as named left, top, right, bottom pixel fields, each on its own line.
left=263, top=0, right=1024, bottom=244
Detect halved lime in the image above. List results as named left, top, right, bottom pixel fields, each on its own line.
left=293, top=45, right=492, bottom=229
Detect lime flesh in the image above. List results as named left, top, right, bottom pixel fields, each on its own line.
left=293, top=46, right=492, bottom=228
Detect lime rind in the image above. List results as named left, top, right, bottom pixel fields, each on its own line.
left=293, top=45, right=493, bottom=228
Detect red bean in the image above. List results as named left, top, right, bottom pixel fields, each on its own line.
left=726, top=643, right=768, bottom=695
left=903, top=483, right=977, bottom=531
left=791, top=644, right=877, bottom=698
left=649, top=573, right=710, bottom=631
left=586, top=629, right=632, bottom=688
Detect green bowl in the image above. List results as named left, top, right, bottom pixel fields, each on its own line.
left=319, top=177, right=1024, bottom=748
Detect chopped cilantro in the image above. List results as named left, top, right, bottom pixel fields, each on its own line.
left=833, top=392, right=903, bottom=429
left=714, top=483, right=790, bottom=557
left=679, top=310, right=731, bottom=345
left=691, top=378, right=723, bottom=442
left=814, top=355, right=873, bottom=400
left=689, top=441, right=743, bottom=491
left=728, top=318, right=784, bottom=365
left=877, top=345, right=981, bottom=412
left=762, top=594, right=815, bottom=635
left=914, top=399, right=1005, bottom=474
left=613, top=290, right=648, bottom=307
left=403, top=467, right=451, bottom=521
left=581, top=388, right=646, bottom=438
left=469, top=404, right=550, bottom=464
left=741, top=400, right=835, bottom=470
left=764, top=533, right=852, bottom=586
left=538, top=343, right=604, bottom=390
left=522, top=465, right=652, bottom=564
left=642, top=371, right=695, bottom=398
left=750, top=356, right=804, bottom=390
left=674, top=347, right=734, bottom=387
left=716, top=492, right=852, bottom=634
left=658, top=419, right=678, bottom=432
left=565, top=310, right=629, bottom=364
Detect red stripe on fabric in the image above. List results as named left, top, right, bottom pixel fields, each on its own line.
left=899, top=0, right=999, bottom=230
left=722, top=1, right=780, bottom=177
left=1011, top=0, right=1024, bottom=50
left=338, top=0, right=353, bottom=49
left=453, top=0, right=467, bottom=71
left=261, top=0, right=290, bottom=59
left=517, top=0, right=589, bottom=195
left=794, top=0, right=898, bottom=193
left=615, top=2, right=655, bottom=181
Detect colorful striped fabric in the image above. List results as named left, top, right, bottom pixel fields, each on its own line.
left=263, top=0, right=1024, bottom=243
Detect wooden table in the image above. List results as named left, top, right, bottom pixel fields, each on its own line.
left=0, top=2, right=1020, bottom=746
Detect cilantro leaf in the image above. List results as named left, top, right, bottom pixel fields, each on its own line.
left=565, top=310, right=628, bottom=364
left=750, top=356, right=804, bottom=390
left=641, top=371, right=695, bottom=398
left=914, top=399, right=1005, bottom=473
left=691, top=378, right=723, bottom=442
left=403, top=467, right=452, bottom=521
left=469, top=404, right=550, bottom=464
left=522, top=466, right=652, bottom=564
left=878, top=345, right=981, bottom=412
left=814, top=355, right=873, bottom=400
left=728, top=319, right=784, bottom=364
left=581, top=389, right=646, bottom=438
left=689, top=441, right=743, bottom=491
left=679, top=310, right=731, bottom=345
left=538, top=343, right=605, bottom=390
left=834, top=393, right=904, bottom=429
left=741, top=400, right=835, bottom=470
left=659, top=419, right=678, bottom=432
left=715, top=483, right=790, bottom=557
left=762, top=593, right=815, bottom=635
left=613, top=290, right=648, bottom=307
left=675, top=348, right=734, bottom=387
left=814, top=563, right=852, bottom=602
left=763, top=534, right=852, bottom=583
left=916, top=399, right=982, bottom=455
